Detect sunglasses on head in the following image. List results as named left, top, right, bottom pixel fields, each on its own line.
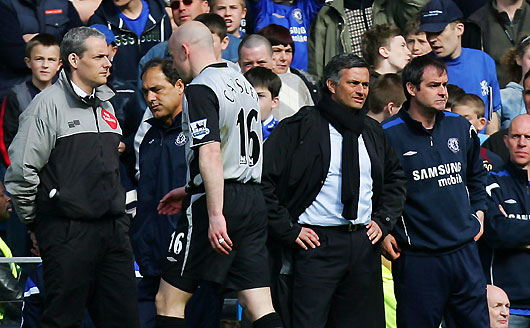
left=170, top=0, right=193, bottom=9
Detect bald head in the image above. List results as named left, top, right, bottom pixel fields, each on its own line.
left=505, top=114, right=530, bottom=169
left=487, top=285, right=510, bottom=328
left=238, top=34, right=273, bottom=72
left=169, top=21, right=217, bottom=82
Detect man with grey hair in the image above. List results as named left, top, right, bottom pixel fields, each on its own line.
left=261, top=53, right=406, bottom=328
left=5, top=26, right=140, bottom=327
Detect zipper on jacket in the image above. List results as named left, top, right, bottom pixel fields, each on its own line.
left=430, top=136, right=433, bottom=147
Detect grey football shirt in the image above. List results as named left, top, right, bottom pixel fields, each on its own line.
left=182, top=63, right=263, bottom=192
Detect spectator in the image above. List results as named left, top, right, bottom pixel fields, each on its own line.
left=250, top=0, right=324, bottom=71
left=261, top=53, right=406, bottom=328
left=420, top=0, right=502, bottom=135
left=238, top=34, right=274, bottom=72
left=483, top=70, right=530, bottom=162
left=0, top=0, right=82, bottom=99
left=244, top=67, right=281, bottom=140
left=210, top=0, right=247, bottom=62
left=367, top=73, right=406, bottom=122
left=88, top=0, right=172, bottom=83
left=467, top=0, right=530, bottom=88
left=381, top=55, right=489, bottom=327
left=258, top=24, right=320, bottom=104
left=499, top=35, right=530, bottom=129
left=487, top=285, right=510, bottom=328
left=403, top=17, right=432, bottom=58
left=452, top=93, right=504, bottom=171
left=481, top=114, right=530, bottom=328
left=0, top=34, right=61, bottom=170
left=452, top=94, right=489, bottom=143
left=308, top=0, right=373, bottom=78
left=5, top=27, right=140, bottom=327
left=238, top=34, right=313, bottom=120
left=361, top=24, right=411, bottom=83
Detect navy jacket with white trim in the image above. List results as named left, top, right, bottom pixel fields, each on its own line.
left=382, top=104, right=487, bottom=252
left=480, top=161, right=530, bottom=309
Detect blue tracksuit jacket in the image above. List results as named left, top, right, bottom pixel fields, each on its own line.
left=382, top=104, right=487, bottom=252
left=481, top=161, right=530, bottom=309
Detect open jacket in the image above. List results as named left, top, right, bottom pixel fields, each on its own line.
left=5, top=70, right=124, bottom=224
left=261, top=94, right=407, bottom=245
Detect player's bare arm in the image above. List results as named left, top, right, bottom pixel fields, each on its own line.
left=199, top=141, right=233, bottom=254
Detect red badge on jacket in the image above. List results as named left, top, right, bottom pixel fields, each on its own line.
left=101, top=109, right=118, bottom=129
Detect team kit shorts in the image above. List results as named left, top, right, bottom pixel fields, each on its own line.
left=162, top=182, right=271, bottom=292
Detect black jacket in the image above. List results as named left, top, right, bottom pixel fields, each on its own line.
left=261, top=95, right=407, bottom=245
left=88, top=0, right=172, bottom=83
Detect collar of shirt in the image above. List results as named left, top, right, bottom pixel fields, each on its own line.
left=70, top=80, right=95, bottom=99
left=262, top=114, right=274, bottom=126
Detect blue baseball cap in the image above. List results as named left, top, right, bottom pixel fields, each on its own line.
left=90, top=24, right=116, bottom=45
left=418, top=0, right=463, bottom=33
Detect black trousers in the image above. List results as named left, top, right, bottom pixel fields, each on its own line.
left=34, top=215, right=140, bottom=328
left=291, top=225, right=385, bottom=328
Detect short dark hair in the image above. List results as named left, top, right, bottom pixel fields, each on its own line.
left=361, top=24, right=402, bottom=67
left=61, top=27, right=106, bottom=73
left=26, top=33, right=60, bottom=58
left=194, top=13, right=227, bottom=39
left=141, top=58, right=181, bottom=85
left=244, top=67, right=282, bottom=98
left=403, top=16, right=422, bottom=37
left=369, top=73, right=406, bottom=114
left=446, top=84, right=465, bottom=109
left=402, top=55, right=447, bottom=100
left=322, top=53, right=369, bottom=94
left=452, top=93, right=485, bottom=118
left=258, top=24, right=295, bottom=55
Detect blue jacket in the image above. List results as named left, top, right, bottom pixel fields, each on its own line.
left=481, top=162, right=530, bottom=309
left=88, top=0, right=172, bottom=83
left=131, top=113, right=187, bottom=277
left=382, top=105, right=487, bottom=252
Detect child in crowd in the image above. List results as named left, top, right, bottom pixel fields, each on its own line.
left=367, top=73, right=406, bottom=123
left=243, top=66, right=281, bottom=140
left=445, top=83, right=466, bottom=110
left=1, top=33, right=61, bottom=168
left=210, top=0, right=246, bottom=38
left=451, top=94, right=488, bottom=144
left=452, top=93, right=504, bottom=171
left=361, top=24, right=411, bottom=84
left=210, top=0, right=246, bottom=62
left=403, top=17, right=432, bottom=58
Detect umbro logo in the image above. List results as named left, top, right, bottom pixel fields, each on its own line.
left=68, top=120, right=80, bottom=128
left=504, top=199, right=518, bottom=204
left=403, top=151, right=417, bottom=156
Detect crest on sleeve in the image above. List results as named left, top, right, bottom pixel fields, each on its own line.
left=447, top=138, right=460, bottom=153
left=190, top=119, right=210, bottom=140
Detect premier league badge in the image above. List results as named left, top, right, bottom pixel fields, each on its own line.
left=447, top=138, right=460, bottom=153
